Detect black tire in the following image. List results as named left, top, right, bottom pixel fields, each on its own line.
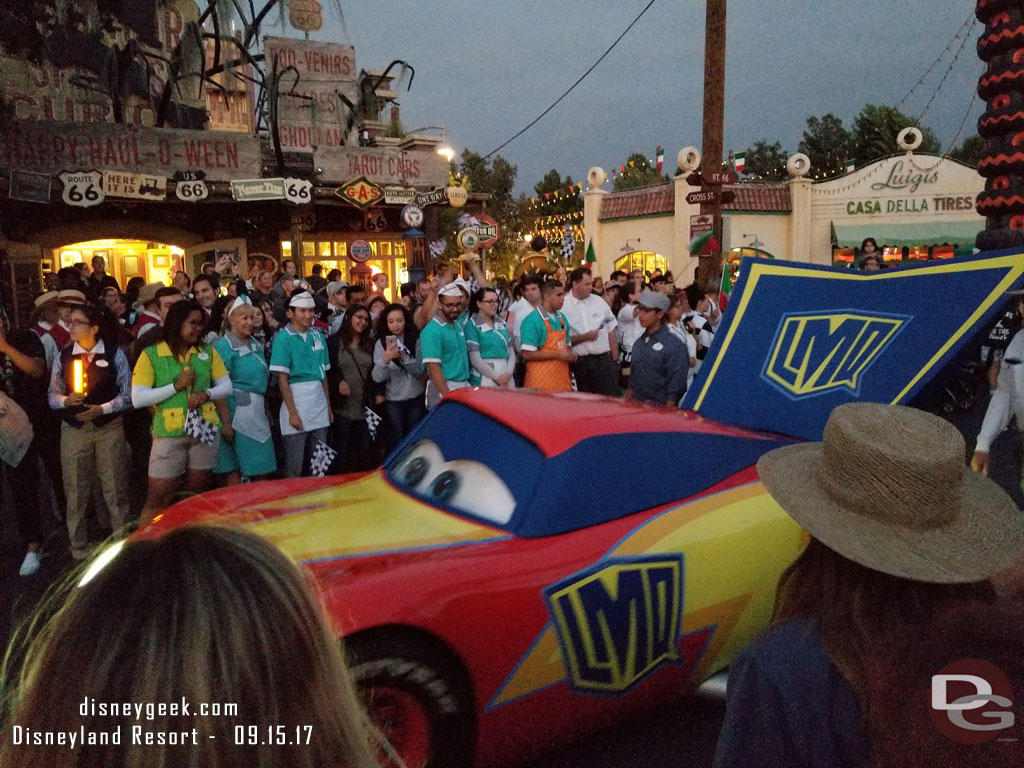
left=345, top=630, right=476, bottom=768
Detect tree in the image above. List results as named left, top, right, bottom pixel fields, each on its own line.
left=798, top=114, right=854, bottom=179
left=743, top=140, right=789, bottom=181
left=851, top=104, right=940, bottom=167
left=534, top=169, right=582, bottom=215
left=949, top=134, right=985, bottom=168
left=434, top=149, right=526, bottom=279
left=612, top=152, right=665, bottom=191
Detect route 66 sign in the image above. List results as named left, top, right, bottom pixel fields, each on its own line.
left=284, top=178, right=313, bottom=205
left=175, top=179, right=209, bottom=202
left=59, top=170, right=104, bottom=208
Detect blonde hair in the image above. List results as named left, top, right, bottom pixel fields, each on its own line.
left=221, top=302, right=255, bottom=335
left=1, top=525, right=381, bottom=768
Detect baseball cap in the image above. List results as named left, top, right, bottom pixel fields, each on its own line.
left=637, top=290, right=670, bottom=311
left=326, top=280, right=350, bottom=296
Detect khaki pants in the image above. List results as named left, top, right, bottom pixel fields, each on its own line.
left=61, top=419, right=130, bottom=559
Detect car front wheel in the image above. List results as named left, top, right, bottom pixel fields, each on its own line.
left=345, top=631, right=475, bottom=768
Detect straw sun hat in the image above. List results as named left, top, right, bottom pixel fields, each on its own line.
left=757, top=402, right=1024, bottom=584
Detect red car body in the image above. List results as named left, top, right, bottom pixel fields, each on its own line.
left=139, top=389, right=806, bottom=767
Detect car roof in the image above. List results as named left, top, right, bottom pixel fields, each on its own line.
left=444, top=388, right=787, bottom=459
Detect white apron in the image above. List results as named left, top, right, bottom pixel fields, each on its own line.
left=477, top=356, right=516, bottom=388
left=280, top=380, right=330, bottom=435
left=233, top=390, right=271, bottom=443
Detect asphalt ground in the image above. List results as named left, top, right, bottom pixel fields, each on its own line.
left=0, top=386, right=1016, bottom=766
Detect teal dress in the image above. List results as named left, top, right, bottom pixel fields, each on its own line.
left=465, top=314, right=514, bottom=386
left=213, top=333, right=277, bottom=477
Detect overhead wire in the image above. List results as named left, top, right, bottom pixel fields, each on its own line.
left=482, top=0, right=658, bottom=160
left=895, top=9, right=977, bottom=113
left=916, top=17, right=978, bottom=124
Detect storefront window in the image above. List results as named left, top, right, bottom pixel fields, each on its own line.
left=881, top=247, right=903, bottom=264
left=907, top=246, right=929, bottom=261
left=832, top=248, right=855, bottom=266
left=281, top=237, right=410, bottom=299
left=614, top=251, right=667, bottom=275
left=55, top=239, right=183, bottom=287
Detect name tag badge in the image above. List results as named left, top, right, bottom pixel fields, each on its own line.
left=653, top=342, right=664, bottom=351
left=197, top=352, right=209, bottom=361
left=312, top=338, right=324, bottom=351
left=95, top=359, right=109, bottom=368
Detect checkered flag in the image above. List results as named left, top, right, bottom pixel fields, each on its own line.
left=429, top=239, right=447, bottom=259
left=561, top=225, right=575, bottom=261
left=310, top=440, right=337, bottom=477
left=185, top=408, right=218, bottom=445
left=365, top=406, right=383, bottom=441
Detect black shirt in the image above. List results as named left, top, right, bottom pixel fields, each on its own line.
left=1, top=329, right=48, bottom=425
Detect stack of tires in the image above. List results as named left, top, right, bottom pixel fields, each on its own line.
left=976, top=0, right=1024, bottom=250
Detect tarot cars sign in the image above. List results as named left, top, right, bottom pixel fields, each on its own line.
left=682, top=251, right=1024, bottom=441
left=315, top=145, right=450, bottom=188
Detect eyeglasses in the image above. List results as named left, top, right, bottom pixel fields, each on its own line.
left=440, top=301, right=461, bottom=309
left=478, top=299, right=499, bottom=305
left=69, top=319, right=94, bottom=327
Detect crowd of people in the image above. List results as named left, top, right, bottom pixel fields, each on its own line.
left=1, top=254, right=727, bottom=578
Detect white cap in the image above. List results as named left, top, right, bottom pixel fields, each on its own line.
left=288, top=291, right=316, bottom=309
left=438, top=283, right=465, bottom=298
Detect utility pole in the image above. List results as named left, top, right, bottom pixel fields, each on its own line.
left=699, top=0, right=726, bottom=284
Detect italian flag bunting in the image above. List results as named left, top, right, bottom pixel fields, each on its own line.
left=656, top=146, right=664, bottom=176
left=733, top=151, right=746, bottom=173
left=846, top=159, right=856, bottom=175
left=585, top=240, right=597, bottom=263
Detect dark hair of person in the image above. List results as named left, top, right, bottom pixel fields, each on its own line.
left=125, top=276, right=145, bottom=302
left=367, top=295, right=388, bottom=316
left=521, top=274, right=544, bottom=290
left=860, top=237, right=878, bottom=252
left=338, top=304, right=373, bottom=354
left=154, top=286, right=182, bottom=307
left=649, top=274, right=667, bottom=287
left=208, top=295, right=234, bottom=335
left=311, top=264, right=323, bottom=274
left=72, top=303, right=110, bottom=339
left=684, top=281, right=706, bottom=309
left=375, top=303, right=418, bottom=352
left=163, top=300, right=203, bottom=353
left=610, top=269, right=627, bottom=282
left=344, top=285, right=365, bottom=303
left=56, top=266, right=83, bottom=290
left=192, top=273, right=219, bottom=294
left=540, top=278, right=563, bottom=298
left=469, top=287, right=499, bottom=317
left=568, top=267, right=592, bottom=287
left=326, top=269, right=341, bottom=282
left=399, top=281, right=415, bottom=299
left=174, top=270, right=191, bottom=289
left=772, top=537, right=1024, bottom=768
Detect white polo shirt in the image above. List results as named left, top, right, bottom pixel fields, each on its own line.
left=561, top=291, right=617, bottom=357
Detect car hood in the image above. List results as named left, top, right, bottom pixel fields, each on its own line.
left=139, top=471, right=508, bottom=565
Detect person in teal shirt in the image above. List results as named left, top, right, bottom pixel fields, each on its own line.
left=465, top=287, right=515, bottom=387
left=213, top=296, right=276, bottom=483
left=420, top=283, right=471, bottom=408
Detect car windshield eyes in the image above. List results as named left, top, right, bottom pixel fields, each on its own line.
left=403, top=456, right=429, bottom=486
left=430, top=471, right=460, bottom=502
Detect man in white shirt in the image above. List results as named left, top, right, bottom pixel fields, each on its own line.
left=561, top=267, right=620, bottom=396
left=509, top=276, right=543, bottom=343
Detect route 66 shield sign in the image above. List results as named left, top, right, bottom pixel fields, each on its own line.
left=59, top=170, right=104, bottom=208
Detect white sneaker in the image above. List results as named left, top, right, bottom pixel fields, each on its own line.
left=19, top=550, right=41, bottom=577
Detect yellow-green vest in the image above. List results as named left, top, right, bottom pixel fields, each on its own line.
left=145, top=342, right=221, bottom=438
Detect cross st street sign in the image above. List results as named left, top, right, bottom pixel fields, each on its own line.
left=686, top=189, right=720, bottom=205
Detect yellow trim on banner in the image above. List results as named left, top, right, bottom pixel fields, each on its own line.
left=693, top=253, right=1024, bottom=410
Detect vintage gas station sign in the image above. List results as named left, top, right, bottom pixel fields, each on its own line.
left=334, top=176, right=384, bottom=209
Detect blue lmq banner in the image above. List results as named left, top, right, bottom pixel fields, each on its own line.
left=683, top=250, right=1024, bottom=441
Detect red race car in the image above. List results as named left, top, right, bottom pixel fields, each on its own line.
left=137, top=389, right=805, bottom=767
left=132, top=253, right=1023, bottom=767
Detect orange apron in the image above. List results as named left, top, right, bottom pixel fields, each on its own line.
left=524, top=310, right=572, bottom=392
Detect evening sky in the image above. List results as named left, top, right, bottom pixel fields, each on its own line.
left=320, top=1, right=983, bottom=193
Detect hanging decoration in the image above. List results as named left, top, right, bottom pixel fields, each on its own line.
left=561, top=225, right=576, bottom=261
